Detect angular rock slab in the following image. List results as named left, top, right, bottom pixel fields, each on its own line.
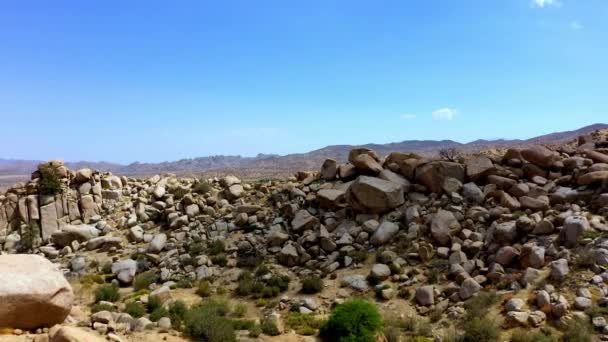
left=0, top=254, right=74, bottom=330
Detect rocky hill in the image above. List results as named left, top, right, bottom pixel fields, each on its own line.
left=1, top=127, right=608, bottom=341
left=2, top=124, right=607, bottom=181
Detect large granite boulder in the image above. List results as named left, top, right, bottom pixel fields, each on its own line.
left=347, top=176, right=404, bottom=213
left=0, top=254, right=74, bottom=330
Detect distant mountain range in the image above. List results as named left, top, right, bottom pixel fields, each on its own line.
left=2, top=123, right=607, bottom=179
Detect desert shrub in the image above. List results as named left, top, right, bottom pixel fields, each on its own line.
left=319, top=299, right=383, bottom=342
left=301, top=276, right=324, bottom=294
left=184, top=300, right=236, bottom=342
left=124, top=301, right=146, bottom=318
left=461, top=317, right=500, bottom=342
left=231, top=319, right=255, bottom=330
left=133, top=271, right=158, bottom=291
left=121, top=289, right=150, bottom=303
left=349, top=250, right=368, bottom=264
left=101, top=262, right=113, bottom=274
left=167, top=300, right=188, bottom=329
left=150, top=307, right=169, bottom=322
left=562, top=318, right=593, bottom=342
left=147, top=295, right=163, bottom=313
left=439, top=148, right=460, bottom=162
left=384, top=326, right=402, bottom=342
left=39, top=165, right=63, bottom=195
left=510, top=328, right=559, bottom=342
left=20, top=222, right=41, bottom=251
left=91, top=303, right=116, bottom=313
left=464, top=291, right=500, bottom=320
left=187, top=242, right=205, bottom=255
left=193, top=180, right=212, bottom=195
left=236, top=270, right=290, bottom=298
left=172, top=187, right=190, bottom=200
left=176, top=278, right=193, bottom=289
left=233, top=303, right=247, bottom=317
left=261, top=318, right=280, bottom=336
left=196, top=281, right=212, bottom=297
left=285, top=312, right=324, bottom=336
left=80, top=274, right=105, bottom=286
left=211, top=254, right=228, bottom=267
left=585, top=304, right=608, bottom=317
left=94, top=284, right=120, bottom=303
left=248, top=324, right=262, bottom=337
left=398, top=316, right=432, bottom=337
left=208, top=240, right=225, bottom=255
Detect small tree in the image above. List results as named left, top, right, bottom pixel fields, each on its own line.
left=439, top=148, right=460, bottom=162
left=320, top=299, right=383, bottom=342
left=20, top=222, right=41, bottom=252
left=39, top=165, right=63, bottom=196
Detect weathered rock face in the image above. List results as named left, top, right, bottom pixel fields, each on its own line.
left=51, top=224, right=100, bottom=248
left=521, top=146, right=560, bottom=169
left=415, top=161, right=465, bottom=193
left=0, top=254, right=73, bottom=330
left=347, top=176, right=404, bottom=213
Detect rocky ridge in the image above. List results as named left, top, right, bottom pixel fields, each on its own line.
left=0, top=129, right=608, bottom=340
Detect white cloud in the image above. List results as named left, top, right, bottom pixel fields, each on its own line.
left=532, top=0, right=560, bottom=8
left=401, top=114, right=417, bottom=120
left=432, top=108, right=458, bottom=121
left=569, top=21, right=583, bottom=30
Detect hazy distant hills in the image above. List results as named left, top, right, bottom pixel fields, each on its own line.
left=2, top=123, right=607, bottom=179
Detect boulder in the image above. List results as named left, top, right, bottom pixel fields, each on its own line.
left=112, top=259, right=138, bottom=285
left=50, top=326, right=106, bottom=342
left=431, top=209, right=460, bottom=246
left=347, top=176, right=404, bottom=213
left=317, top=189, right=346, bottom=209
left=148, top=233, right=167, bottom=253
left=51, top=224, right=99, bottom=248
left=370, top=221, right=399, bottom=246
left=560, top=216, right=590, bottom=248
left=466, top=156, right=495, bottom=181
left=0, top=255, right=73, bottom=330
left=291, top=210, right=319, bottom=232
left=578, top=171, right=608, bottom=186
left=415, top=161, right=465, bottom=193
left=320, top=159, right=338, bottom=180
left=349, top=148, right=383, bottom=174
left=416, top=286, right=435, bottom=306
left=521, top=146, right=560, bottom=168
left=369, top=264, right=391, bottom=281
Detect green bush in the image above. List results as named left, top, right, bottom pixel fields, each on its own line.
left=301, top=276, right=324, bottom=294
left=20, top=222, right=41, bottom=251
left=94, top=284, right=120, bottom=303
left=249, top=324, right=262, bottom=338
left=510, top=328, right=559, bottom=342
left=193, top=180, right=213, bottom=194
left=319, top=299, right=383, bottom=342
left=39, top=165, right=63, bottom=196
left=236, top=271, right=290, bottom=298
left=212, top=254, right=228, bottom=267
left=208, top=240, right=225, bottom=255
left=168, top=300, right=188, bottom=329
left=261, top=318, right=280, bottom=336
left=184, top=300, right=236, bottom=342
left=147, top=295, right=163, bottom=313
left=133, top=271, right=159, bottom=291
left=150, top=307, right=169, bottom=322
left=562, top=318, right=593, bottom=342
left=461, top=317, right=500, bottom=342
left=231, top=319, right=255, bottom=330
left=464, top=291, right=500, bottom=320
left=124, top=301, right=146, bottom=318
left=196, top=281, right=212, bottom=297
left=285, top=312, right=324, bottom=336
left=233, top=303, right=247, bottom=318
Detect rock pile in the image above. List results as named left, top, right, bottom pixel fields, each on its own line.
left=0, top=130, right=608, bottom=340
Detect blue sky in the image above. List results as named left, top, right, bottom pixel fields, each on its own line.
left=1, top=0, right=606, bottom=163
